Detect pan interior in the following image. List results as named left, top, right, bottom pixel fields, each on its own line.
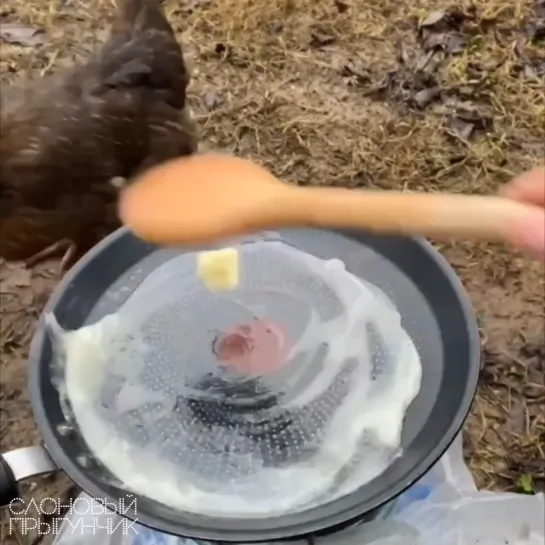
left=46, top=231, right=426, bottom=519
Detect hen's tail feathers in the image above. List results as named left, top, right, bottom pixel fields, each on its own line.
left=93, top=0, right=188, bottom=108
left=113, top=0, right=175, bottom=36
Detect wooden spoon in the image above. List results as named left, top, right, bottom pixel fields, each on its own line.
left=119, top=153, right=530, bottom=246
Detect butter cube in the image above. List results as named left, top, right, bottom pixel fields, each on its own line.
left=197, top=248, right=240, bottom=291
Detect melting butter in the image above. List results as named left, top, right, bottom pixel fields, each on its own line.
left=197, top=247, right=239, bottom=291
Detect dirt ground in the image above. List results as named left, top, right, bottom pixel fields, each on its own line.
left=1, top=0, right=544, bottom=543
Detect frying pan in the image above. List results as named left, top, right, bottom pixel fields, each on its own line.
left=0, top=227, right=480, bottom=542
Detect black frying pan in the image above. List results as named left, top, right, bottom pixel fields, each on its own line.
left=0, top=227, right=480, bottom=542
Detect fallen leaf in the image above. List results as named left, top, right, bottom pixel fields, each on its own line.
left=457, top=84, right=477, bottom=97
left=456, top=106, right=492, bottom=130
left=420, top=10, right=447, bottom=28
left=525, top=20, right=545, bottom=41
left=341, top=60, right=371, bottom=85
left=334, top=0, right=349, bottom=13
left=423, top=30, right=467, bottom=53
left=535, top=0, right=545, bottom=15
left=411, top=69, right=438, bottom=91
left=444, top=32, right=467, bottom=53
left=412, top=87, right=440, bottom=109
left=0, top=22, right=48, bottom=47
left=203, top=90, right=223, bottom=110
left=414, top=50, right=439, bottom=72
left=419, top=7, right=468, bottom=36
left=360, top=77, right=389, bottom=100
left=441, top=98, right=493, bottom=127
left=395, top=40, right=414, bottom=66
left=525, top=0, right=545, bottom=40
left=309, top=31, right=335, bottom=48
left=523, top=64, right=539, bottom=78
left=517, top=474, right=535, bottom=494
left=446, top=117, right=475, bottom=141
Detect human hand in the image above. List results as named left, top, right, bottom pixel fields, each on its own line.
left=501, top=167, right=545, bottom=260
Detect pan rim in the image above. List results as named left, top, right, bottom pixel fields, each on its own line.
left=28, top=227, right=480, bottom=542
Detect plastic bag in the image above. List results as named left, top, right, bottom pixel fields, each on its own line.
left=52, top=435, right=545, bottom=545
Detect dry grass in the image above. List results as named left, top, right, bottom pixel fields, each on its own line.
left=1, top=0, right=544, bottom=517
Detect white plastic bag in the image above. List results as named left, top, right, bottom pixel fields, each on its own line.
left=52, top=435, right=545, bottom=545
left=390, top=437, right=545, bottom=545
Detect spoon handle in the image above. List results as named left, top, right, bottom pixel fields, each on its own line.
left=298, top=188, right=530, bottom=241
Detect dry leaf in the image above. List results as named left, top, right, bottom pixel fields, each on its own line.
left=0, top=22, right=48, bottom=47
left=420, top=10, right=447, bottom=28
left=412, top=87, right=440, bottom=109
left=310, top=31, right=336, bottom=48
left=447, top=117, right=475, bottom=140
left=203, top=90, right=223, bottom=110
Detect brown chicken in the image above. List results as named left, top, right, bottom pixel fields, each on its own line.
left=0, top=0, right=197, bottom=271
